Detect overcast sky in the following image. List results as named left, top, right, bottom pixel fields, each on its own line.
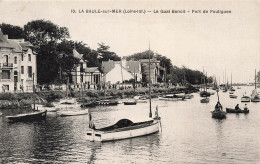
left=1, top=0, right=260, bottom=83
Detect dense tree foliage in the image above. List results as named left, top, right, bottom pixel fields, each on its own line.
left=97, top=42, right=121, bottom=61
left=0, top=23, right=24, bottom=39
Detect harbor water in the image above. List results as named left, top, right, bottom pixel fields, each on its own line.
left=0, top=86, right=260, bottom=163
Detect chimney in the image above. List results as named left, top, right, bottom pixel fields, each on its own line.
left=4, top=35, right=8, bottom=39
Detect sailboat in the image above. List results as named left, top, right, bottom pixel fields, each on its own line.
left=55, top=78, right=81, bottom=109
left=200, top=72, right=211, bottom=97
left=211, top=89, right=226, bottom=119
left=200, top=73, right=209, bottom=103
left=159, top=65, right=185, bottom=101
left=229, top=74, right=237, bottom=98
left=86, top=46, right=161, bottom=142
left=251, top=69, right=260, bottom=102
left=6, top=73, right=47, bottom=122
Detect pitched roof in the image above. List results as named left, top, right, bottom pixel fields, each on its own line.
left=125, top=61, right=140, bottom=73
left=19, top=42, right=33, bottom=51
left=102, top=60, right=115, bottom=73
left=7, top=40, right=22, bottom=53
left=86, top=67, right=100, bottom=73
left=73, top=49, right=83, bottom=59
left=0, top=29, right=13, bottom=49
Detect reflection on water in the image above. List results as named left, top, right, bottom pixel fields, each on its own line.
left=0, top=86, right=260, bottom=163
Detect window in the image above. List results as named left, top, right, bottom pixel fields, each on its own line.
left=21, top=54, right=23, bottom=61
left=21, top=66, right=24, bottom=74
left=28, top=66, right=32, bottom=78
left=4, top=55, right=8, bottom=63
left=14, top=57, right=17, bottom=64
left=2, top=70, right=10, bottom=79
left=28, top=54, right=31, bottom=61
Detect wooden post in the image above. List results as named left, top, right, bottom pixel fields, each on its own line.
left=33, top=73, right=35, bottom=110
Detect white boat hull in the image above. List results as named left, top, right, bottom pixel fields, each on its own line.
left=86, top=120, right=160, bottom=142
left=58, top=110, right=88, bottom=117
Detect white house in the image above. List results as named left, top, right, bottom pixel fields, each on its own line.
left=0, top=29, right=37, bottom=92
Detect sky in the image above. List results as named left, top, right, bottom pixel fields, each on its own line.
left=0, top=0, right=260, bottom=83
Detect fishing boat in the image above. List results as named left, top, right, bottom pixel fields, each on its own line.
left=211, top=110, right=226, bottom=119
left=86, top=47, right=161, bottom=142
left=211, top=89, right=226, bottom=119
left=229, top=74, right=237, bottom=98
left=200, top=72, right=211, bottom=97
left=226, top=108, right=249, bottom=113
left=58, top=110, right=88, bottom=117
left=6, top=110, right=47, bottom=122
left=6, top=73, right=48, bottom=122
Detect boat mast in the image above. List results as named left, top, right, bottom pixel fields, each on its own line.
left=164, top=63, right=166, bottom=96
left=134, top=67, right=136, bottom=94
left=33, top=73, right=35, bottom=110
left=231, top=74, right=232, bottom=91
left=255, top=69, right=256, bottom=89
left=149, top=43, right=152, bottom=118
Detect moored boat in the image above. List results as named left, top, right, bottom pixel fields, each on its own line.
left=97, top=100, right=118, bottom=106
left=241, top=96, right=250, bottom=102
left=6, top=110, right=47, bottom=122
left=226, top=108, right=249, bottom=113
left=211, top=110, right=226, bottom=119
left=58, top=110, right=88, bottom=117
left=200, top=98, right=209, bottom=103
left=123, top=100, right=137, bottom=105
left=229, top=94, right=237, bottom=98
left=86, top=47, right=161, bottom=142
left=86, top=117, right=160, bottom=142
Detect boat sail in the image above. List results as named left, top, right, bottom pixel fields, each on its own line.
left=251, top=69, right=260, bottom=102
left=86, top=45, right=161, bottom=142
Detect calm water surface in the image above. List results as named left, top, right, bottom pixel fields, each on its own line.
left=0, top=86, right=260, bottom=163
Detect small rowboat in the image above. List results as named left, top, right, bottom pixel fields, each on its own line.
left=6, top=110, right=47, bottom=122
left=226, top=108, right=249, bottom=113
left=123, top=99, right=137, bottom=105
left=211, top=110, right=226, bottom=119
left=58, top=110, right=88, bottom=117
left=229, top=95, right=237, bottom=98
left=200, top=98, right=209, bottom=103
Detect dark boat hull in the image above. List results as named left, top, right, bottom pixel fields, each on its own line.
left=6, top=110, right=47, bottom=122
left=123, top=102, right=137, bottom=105
left=226, top=108, right=249, bottom=113
left=212, top=111, right=226, bottom=119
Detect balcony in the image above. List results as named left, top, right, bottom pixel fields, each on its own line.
left=2, top=63, right=13, bottom=68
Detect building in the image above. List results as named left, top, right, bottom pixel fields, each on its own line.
left=0, top=29, right=36, bottom=92
left=102, top=59, right=142, bottom=84
left=71, top=49, right=102, bottom=88
left=139, top=59, right=162, bottom=84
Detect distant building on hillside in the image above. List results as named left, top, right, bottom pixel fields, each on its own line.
left=0, top=29, right=37, bottom=92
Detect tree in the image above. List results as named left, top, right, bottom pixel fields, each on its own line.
left=24, top=19, right=70, bottom=51
left=97, top=42, right=121, bottom=61
left=0, top=23, right=24, bottom=39
left=23, top=20, right=71, bottom=84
